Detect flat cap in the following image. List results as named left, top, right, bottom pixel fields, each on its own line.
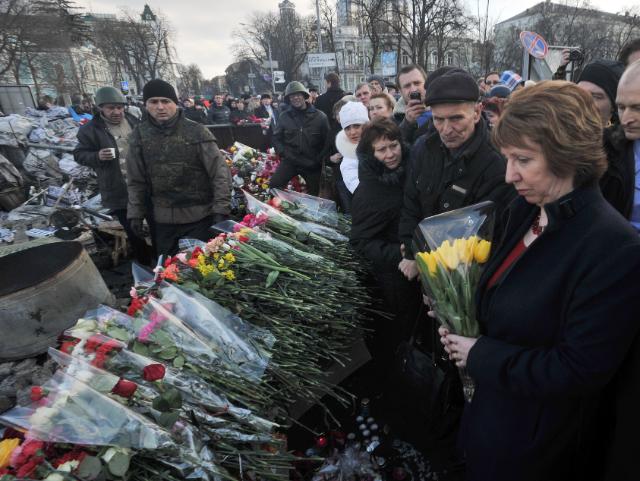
left=425, top=70, right=479, bottom=106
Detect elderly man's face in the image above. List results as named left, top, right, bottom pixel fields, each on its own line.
left=431, top=102, right=481, bottom=149
left=617, top=74, right=640, bottom=140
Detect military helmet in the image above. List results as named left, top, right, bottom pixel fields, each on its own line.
left=95, top=86, right=126, bottom=106
left=284, top=81, right=309, bottom=99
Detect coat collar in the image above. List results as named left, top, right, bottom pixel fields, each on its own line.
left=336, top=130, right=358, bottom=158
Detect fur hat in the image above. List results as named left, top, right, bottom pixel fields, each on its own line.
left=339, top=101, right=369, bottom=129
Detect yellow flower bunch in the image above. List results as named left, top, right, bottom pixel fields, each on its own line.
left=417, top=236, right=491, bottom=277
left=195, top=252, right=236, bottom=282
left=0, top=438, right=21, bottom=469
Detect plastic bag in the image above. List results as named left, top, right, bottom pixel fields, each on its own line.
left=244, top=191, right=347, bottom=242
left=0, top=370, right=174, bottom=449
left=413, top=201, right=495, bottom=337
left=271, top=188, right=339, bottom=227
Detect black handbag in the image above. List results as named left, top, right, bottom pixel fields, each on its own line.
left=392, top=307, right=464, bottom=448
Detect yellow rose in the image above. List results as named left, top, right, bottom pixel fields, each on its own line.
left=474, top=239, right=491, bottom=263
left=417, top=252, right=438, bottom=277
left=0, top=438, right=20, bottom=469
left=437, top=240, right=459, bottom=270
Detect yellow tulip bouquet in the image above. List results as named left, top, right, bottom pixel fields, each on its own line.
left=413, top=201, right=496, bottom=401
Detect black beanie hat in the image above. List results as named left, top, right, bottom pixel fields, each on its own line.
left=425, top=69, right=479, bottom=106
left=143, top=79, right=179, bottom=104
left=576, top=60, right=625, bottom=109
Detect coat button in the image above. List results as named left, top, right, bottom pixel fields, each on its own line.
left=458, top=168, right=463, bottom=174
left=443, top=202, right=450, bottom=208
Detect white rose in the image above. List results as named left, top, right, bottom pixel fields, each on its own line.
left=45, top=473, right=65, bottom=481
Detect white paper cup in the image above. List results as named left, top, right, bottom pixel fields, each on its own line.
left=107, top=148, right=116, bottom=158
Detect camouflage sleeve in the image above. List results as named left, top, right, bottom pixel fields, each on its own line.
left=200, top=129, right=231, bottom=215
left=126, top=128, right=148, bottom=220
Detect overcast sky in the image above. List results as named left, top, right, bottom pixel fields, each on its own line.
left=75, top=0, right=637, bottom=78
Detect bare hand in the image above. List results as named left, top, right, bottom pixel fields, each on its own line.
left=423, top=295, right=437, bottom=318
left=329, top=152, right=343, bottom=164
left=559, top=48, right=571, bottom=67
left=404, top=99, right=427, bottom=124
left=400, top=243, right=406, bottom=256
left=439, top=329, right=478, bottom=368
left=398, top=258, right=418, bottom=280
left=98, top=148, right=115, bottom=161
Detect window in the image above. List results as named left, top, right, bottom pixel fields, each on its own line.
left=446, top=52, right=454, bottom=66
left=430, top=51, right=438, bottom=67
left=402, top=54, right=409, bottom=65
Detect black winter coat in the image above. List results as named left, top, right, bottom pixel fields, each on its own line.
left=315, top=86, right=345, bottom=130
left=272, top=105, right=329, bottom=170
left=399, top=119, right=515, bottom=258
left=183, top=106, right=207, bottom=124
left=207, top=104, right=231, bottom=124
left=350, top=144, right=410, bottom=272
left=73, top=113, right=139, bottom=210
left=463, top=186, right=640, bottom=481
left=601, top=124, right=635, bottom=219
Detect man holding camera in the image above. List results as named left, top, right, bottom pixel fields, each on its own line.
left=73, top=86, right=150, bottom=263
left=396, top=64, right=430, bottom=144
left=397, top=69, right=515, bottom=280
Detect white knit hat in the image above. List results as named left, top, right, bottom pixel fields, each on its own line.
left=339, top=101, right=369, bottom=129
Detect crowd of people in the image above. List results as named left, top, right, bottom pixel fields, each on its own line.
left=70, top=36, right=640, bottom=480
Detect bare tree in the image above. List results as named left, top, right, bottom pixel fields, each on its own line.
left=0, top=0, right=30, bottom=78
left=177, top=63, right=204, bottom=96
left=319, top=0, right=339, bottom=72
left=232, top=9, right=317, bottom=83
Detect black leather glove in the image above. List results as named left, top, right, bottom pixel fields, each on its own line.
left=129, top=218, right=144, bottom=238
left=212, top=213, right=229, bottom=225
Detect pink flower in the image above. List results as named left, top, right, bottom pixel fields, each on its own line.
left=176, top=253, right=188, bottom=264
left=130, top=287, right=138, bottom=299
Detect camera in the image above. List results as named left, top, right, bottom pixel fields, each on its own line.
left=409, top=91, right=422, bottom=101
left=568, top=49, right=584, bottom=62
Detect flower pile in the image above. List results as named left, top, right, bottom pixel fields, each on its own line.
left=1, top=190, right=372, bottom=481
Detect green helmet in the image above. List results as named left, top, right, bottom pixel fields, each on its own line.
left=284, top=81, right=309, bottom=99
left=95, top=86, right=126, bottom=106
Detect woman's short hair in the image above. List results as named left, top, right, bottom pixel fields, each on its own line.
left=358, top=118, right=402, bottom=158
left=369, top=92, right=396, bottom=111
left=492, top=80, right=607, bottom=187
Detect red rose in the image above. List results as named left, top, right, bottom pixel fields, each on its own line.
left=142, top=364, right=166, bottom=382
left=30, top=386, right=45, bottom=402
left=191, top=246, right=204, bottom=258
left=111, top=379, right=137, bottom=398
left=127, top=297, right=147, bottom=316
left=20, top=440, right=44, bottom=459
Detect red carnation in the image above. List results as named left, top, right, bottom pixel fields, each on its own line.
left=84, top=335, right=103, bottom=353
left=16, top=457, right=43, bottom=478
left=53, top=450, right=87, bottom=468
left=111, top=378, right=137, bottom=398
left=30, top=386, right=45, bottom=402
left=191, top=246, right=204, bottom=258
left=127, top=296, right=148, bottom=316
left=98, top=338, right=122, bottom=354
left=91, top=351, right=106, bottom=368
left=142, top=364, right=166, bottom=382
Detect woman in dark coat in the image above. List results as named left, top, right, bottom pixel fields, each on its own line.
left=439, top=81, right=640, bottom=481
left=350, top=119, right=421, bottom=368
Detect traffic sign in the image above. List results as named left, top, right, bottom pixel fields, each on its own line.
left=120, top=80, right=129, bottom=92
left=273, top=71, right=285, bottom=83
left=248, top=73, right=256, bottom=79
left=520, top=31, right=548, bottom=59
left=307, top=53, right=337, bottom=68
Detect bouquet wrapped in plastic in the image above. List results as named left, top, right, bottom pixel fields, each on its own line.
left=270, top=188, right=339, bottom=227
left=0, top=371, right=174, bottom=450
left=245, top=191, right=347, bottom=243
left=413, top=201, right=495, bottom=401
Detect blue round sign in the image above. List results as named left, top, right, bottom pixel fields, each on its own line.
left=520, top=31, right=548, bottom=59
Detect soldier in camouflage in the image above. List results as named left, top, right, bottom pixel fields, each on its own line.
left=127, top=79, right=231, bottom=256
